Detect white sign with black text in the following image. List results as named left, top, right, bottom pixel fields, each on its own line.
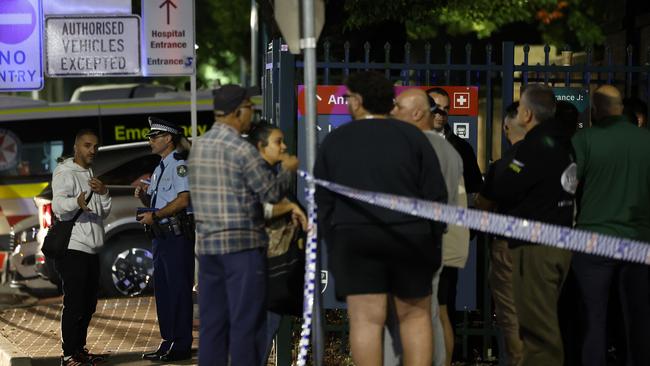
left=45, top=15, right=141, bottom=76
left=141, top=0, right=195, bottom=76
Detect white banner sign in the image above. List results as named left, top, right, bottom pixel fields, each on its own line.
left=141, top=0, right=195, bottom=76
left=45, top=16, right=141, bottom=77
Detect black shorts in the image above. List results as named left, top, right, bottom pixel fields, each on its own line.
left=437, top=266, right=459, bottom=306
left=327, top=220, right=441, bottom=300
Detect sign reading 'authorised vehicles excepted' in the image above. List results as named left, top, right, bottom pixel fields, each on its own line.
left=45, top=15, right=141, bottom=76
left=141, top=0, right=195, bottom=76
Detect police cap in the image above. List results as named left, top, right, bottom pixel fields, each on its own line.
left=146, top=117, right=182, bottom=137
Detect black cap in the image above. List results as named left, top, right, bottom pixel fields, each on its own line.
left=146, top=117, right=181, bottom=137
left=212, top=84, right=260, bottom=116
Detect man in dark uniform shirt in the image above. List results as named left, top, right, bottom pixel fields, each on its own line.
left=476, top=102, right=525, bottom=366
left=315, top=71, right=447, bottom=366
left=492, top=84, right=575, bottom=366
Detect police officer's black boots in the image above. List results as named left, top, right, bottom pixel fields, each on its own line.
left=142, top=342, right=171, bottom=361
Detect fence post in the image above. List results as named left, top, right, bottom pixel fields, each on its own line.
left=273, top=38, right=296, bottom=366
left=501, top=42, right=515, bottom=154
left=276, top=316, right=293, bottom=365
left=278, top=41, right=297, bottom=154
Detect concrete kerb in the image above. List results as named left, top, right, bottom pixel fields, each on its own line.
left=0, top=333, right=31, bottom=366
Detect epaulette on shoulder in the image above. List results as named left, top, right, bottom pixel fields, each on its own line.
left=173, top=151, right=188, bottom=160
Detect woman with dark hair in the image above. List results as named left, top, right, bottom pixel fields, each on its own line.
left=247, top=122, right=306, bottom=227
left=247, top=122, right=307, bottom=365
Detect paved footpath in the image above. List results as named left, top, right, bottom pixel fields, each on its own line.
left=0, top=296, right=198, bottom=366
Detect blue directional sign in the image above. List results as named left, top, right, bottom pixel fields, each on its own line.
left=0, top=0, right=43, bottom=91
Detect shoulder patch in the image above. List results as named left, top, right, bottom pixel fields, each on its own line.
left=508, top=159, right=524, bottom=173
left=176, top=164, right=188, bottom=177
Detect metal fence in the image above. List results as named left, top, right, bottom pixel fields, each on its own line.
left=262, top=38, right=650, bottom=364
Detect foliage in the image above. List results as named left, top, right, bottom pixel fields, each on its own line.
left=194, top=0, right=250, bottom=86
left=343, top=0, right=607, bottom=48
left=130, top=0, right=248, bottom=86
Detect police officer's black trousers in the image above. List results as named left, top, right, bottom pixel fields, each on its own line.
left=152, top=234, right=195, bottom=352
left=54, top=250, right=100, bottom=357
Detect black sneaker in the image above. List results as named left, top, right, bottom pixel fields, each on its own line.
left=77, top=348, right=108, bottom=364
left=60, top=355, right=92, bottom=366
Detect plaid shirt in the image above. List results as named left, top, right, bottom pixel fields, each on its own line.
left=188, top=123, right=292, bottom=255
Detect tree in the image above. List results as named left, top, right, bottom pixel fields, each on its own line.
left=342, top=0, right=606, bottom=48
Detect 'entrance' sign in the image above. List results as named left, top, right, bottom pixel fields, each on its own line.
left=45, top=15, right=141, bottom=77
left=141, top=0, right=195, bottom=76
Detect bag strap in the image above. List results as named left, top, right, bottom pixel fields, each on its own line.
left=70, top=192, right=94, bottom=222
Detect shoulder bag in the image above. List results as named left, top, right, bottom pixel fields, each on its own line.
left=42, top=192, right=93, bottom=259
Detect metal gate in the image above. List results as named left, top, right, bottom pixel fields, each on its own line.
left=262, top=38, right=650, bottom=364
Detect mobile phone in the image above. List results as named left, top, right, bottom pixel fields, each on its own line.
left=136, top=207, right=157, bottom=220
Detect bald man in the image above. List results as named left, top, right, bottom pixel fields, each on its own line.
left=390, top=88, right=468, bottom=366
left=572, top=85, right=650, bottom=366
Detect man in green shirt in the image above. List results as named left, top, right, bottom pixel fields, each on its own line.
left=572, top=85, right=650, bottom=366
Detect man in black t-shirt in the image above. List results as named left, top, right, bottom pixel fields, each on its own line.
left=315, top=71, right=447, bottom=366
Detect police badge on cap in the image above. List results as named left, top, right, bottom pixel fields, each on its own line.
left=146, top=117, right=181, bottom=137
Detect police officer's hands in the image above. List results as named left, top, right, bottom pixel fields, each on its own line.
left=279, top=154, right=299, bottom=172
left=77, top=191, right=91, bottom=212
left=89, top=177, right=108, bottom=195
left=138, top=211, right=155, bottom=226
left=134, top=184, right=148, bottom=200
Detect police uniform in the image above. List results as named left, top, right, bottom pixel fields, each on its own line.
left=143, top=117, right=194, bottom=362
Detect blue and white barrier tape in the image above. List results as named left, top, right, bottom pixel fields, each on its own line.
left=297, top=181, right=319, bottom=366
left=296, top=171, right=650, bottom=363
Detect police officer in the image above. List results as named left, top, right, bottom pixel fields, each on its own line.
left=135, top=117, right=194, bottom=362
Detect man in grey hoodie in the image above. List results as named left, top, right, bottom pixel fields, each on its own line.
left=52, top=129, right=111, bottom=366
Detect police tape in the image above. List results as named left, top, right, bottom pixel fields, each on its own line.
left=296, top=183, right=318, bottom=366
left=300, top=172, right=650, bottom=264
left=295, top=171, right=650, bottom=364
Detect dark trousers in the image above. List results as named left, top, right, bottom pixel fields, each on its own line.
left=54, top=249, right=100, bottom=357
left=572, top=253, right=650, bottom=366
left=510, top=245, right=572, bottom=366
left=198, top=249, right=267, bottom=366
left=152, top=235, right=195, bottom=352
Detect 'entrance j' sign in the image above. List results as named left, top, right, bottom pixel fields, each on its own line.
left=0, top=0, right=44, bottom=91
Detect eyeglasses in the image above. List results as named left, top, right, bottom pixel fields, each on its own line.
left=148, top=133, right=166, bottom=140
left=432, top=107, right=448, bottom=116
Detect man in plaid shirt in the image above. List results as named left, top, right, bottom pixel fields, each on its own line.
left=188, top=85, right=298, bottom=366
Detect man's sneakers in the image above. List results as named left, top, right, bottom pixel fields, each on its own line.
left=60, top=355, right=91, bottom=366
left=78, top=348, right=108, bottom=363
left=60, top=349, right=108, bottom=366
